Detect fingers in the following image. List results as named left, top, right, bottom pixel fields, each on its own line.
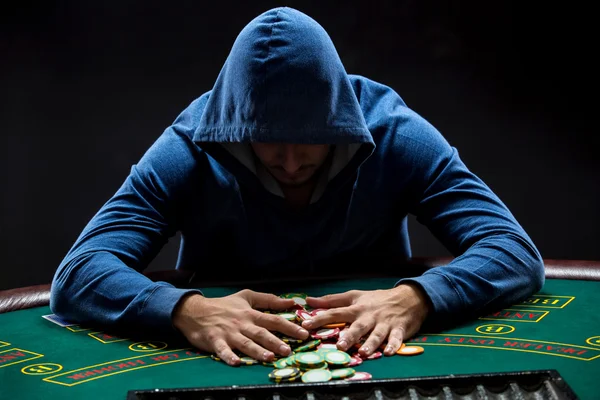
left=242, top=290, right=295, bottom=311
left=357, top=324, right=389, bottom=357
left=232, top=334, right=276, bottom=362
left=383, top=326, right=405, bottom=356
left=336, top=318, right=373, bottom=352
left=213, top=339, right=241, bottom=366
left=254, top=311, right=310, bottom=340
left=305, top=290, right=358, bottom=309
left=301, top=306, right=354, bottom=330
left=241, top=325, right=293, bottom=358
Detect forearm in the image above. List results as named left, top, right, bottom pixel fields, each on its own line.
left=50, top=251, right=200, bottom=331
left=400, top=233, right=544, bottom=318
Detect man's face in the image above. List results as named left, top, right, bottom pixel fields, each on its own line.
left=251, top=143, right=330, bottom=187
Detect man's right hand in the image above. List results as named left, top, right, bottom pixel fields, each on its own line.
left=173, top=289, right=309, bottom=366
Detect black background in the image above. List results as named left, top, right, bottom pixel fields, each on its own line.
left=1, top=1, right=597, bottom=290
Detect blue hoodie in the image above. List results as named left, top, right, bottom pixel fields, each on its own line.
left=50, top=7, right=544, bottom=331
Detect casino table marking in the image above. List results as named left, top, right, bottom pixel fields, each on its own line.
left=1, top=286, right=598, bottom=396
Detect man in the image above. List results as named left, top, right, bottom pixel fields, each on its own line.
left=50, top=7, right=544, bottom=366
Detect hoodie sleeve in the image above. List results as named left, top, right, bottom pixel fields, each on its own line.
left=394, top=111, right=545, bottom=320
left=50, top=111, right=204, bottom=332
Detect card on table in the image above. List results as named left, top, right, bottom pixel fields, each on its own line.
left=42, top=314, right=76, bottom=327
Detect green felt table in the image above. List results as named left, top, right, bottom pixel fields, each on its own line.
left=1, top=277, right=599, bottom=399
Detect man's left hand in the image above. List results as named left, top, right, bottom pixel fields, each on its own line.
left=301, top=283, right=431, bottom=357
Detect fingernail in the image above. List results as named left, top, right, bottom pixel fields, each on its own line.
left=298, top=327, right=309, bottom=336
left=263, top=351, right=272, bottom=361
left=230, top=356, right=239, bottom=365
left=279, top=344, right=291, bottom=355
left=361, top=345, right=370, bottom=354
left=385, top=345, right=393, bottom=354
left=338, top=340, right=347, bottom=350
left=303, top=320, right=313, bottom=329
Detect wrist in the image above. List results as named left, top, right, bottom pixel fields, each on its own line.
left=395, top=282, right=432, bottom=320
left=172, top=293, right=204, bottom=332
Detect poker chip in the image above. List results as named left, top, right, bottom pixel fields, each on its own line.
left=345, top=371, right=372, bottom=381
left=210, top=354, right=221, bottom=362
left=330, top=367, right=355, bottom=379
left=310, top=308, right=328, bottom=317
left=278, top=312, right=297, bottom=322
left=285, top=355, right=297, bottom=367
left=301, top=369, right=332, bottom=383
left=281, top=335, right=305, bottom=344
left=281, top=293, right=308, bottom=307
left=361, top=351, right=382, bottom=360
left=322, top=323, right=346, bottom=329
left=294, top=339, right=321, bottom=353
left=311, top=328, right=340, bottom=340
left=239, top=356, right=260, bottom=365
left=348, top=355, right=363, bottom=367
left=397, top=345, right=424, bottom=356
left=274, top=358, right=289, bottom=369
left=295, top=309, right=312, bottom=321
left=317, top=342, right=338, bottom=351
left=295, top=352, right=324, bottom=368
left=298, top=361, right=328, bottom=371
left=323, top=350, right=352, bottom=366
left=268, top=367, right=302, bottom=382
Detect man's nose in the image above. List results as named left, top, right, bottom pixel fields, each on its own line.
left=281, top=145, right=301, bottom=174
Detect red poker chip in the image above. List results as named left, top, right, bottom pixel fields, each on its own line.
left=295, top=309, right=312, bottom=321
left=360, top=351, right=382, bottom=360
left=348, top=355, right=363, bottom=367
left=317, top=342, right=338, bottom=350
left=346, top=371, right=372, bottom=381
left=310, top=308, right=328, bottom=317
left=310, top=327, right=340, bottom=340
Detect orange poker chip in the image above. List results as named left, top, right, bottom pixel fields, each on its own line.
left=396, top=345, right=424, bottom=356
left=322, top=323, right=346, bottom=329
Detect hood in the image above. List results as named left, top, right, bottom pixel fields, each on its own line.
left=192, top=7, right=375, bottom=200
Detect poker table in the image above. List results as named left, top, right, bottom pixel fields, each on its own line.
left=1, top=257, right=599, bottom=399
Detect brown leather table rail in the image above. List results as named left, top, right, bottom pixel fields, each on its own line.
left=1, top=258, right=599, bottom=314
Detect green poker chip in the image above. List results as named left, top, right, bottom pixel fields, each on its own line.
left=274, top=358, right=289, bottom=369
left=324, top=350, right=351, bottom=366
left=278, top=312, right=297, bottom=322
left=294, top=339, right=321, bottom=353
left=295, top=352, right=324, bottom=367
left=285, top=355, right=297, bottom=367
left=301, top=369, right=332, bottom=383
left=330, top=367, right=356, bottom=379
left=268, top=367, right=302, bottom=381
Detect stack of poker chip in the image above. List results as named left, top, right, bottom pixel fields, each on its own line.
left=209, top=292, right=425, bottom=383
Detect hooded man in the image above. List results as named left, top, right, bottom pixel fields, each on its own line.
left=50, top=7, right=544, bottom=366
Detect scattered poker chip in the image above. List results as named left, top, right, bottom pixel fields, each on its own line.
left=294, top=339, right=321, bottom=353
left=274, top=358, right=289, bottom=369
left=397, top=345, right=424, bottom=356
left=281, top=293, right=308, bottom=307
left=324, top=350, right=352, bottom=366
left=239, top=356, right=260, bottom=365
left=311, top=328, right=340, bottom=340
left=348, top=355, right=363, bottom=367
left=330, top=367, right=356, bottom=379
left=361, top=351, right=382, bottom=360
left=298, top=361, right=328, bottom=371
left=295, top=352, right=325, bottom=367
left=295, top=309, right=312, bottom=321
left=281, top=335, right=305, bottom=344
left=301, top=369, right=332, bottom=383
left=317, top=342, right=338, bottom=350
left=310, top=308, right=328, bottom=317
left=268, top=367, right=302, bottom=382
left=345, top=371, right=372, bottom=381
left=285, top=355, right=297, bottom=367
left=278, top=312, right=297, bottom=322
left=323, top=322, right=346, bottom=329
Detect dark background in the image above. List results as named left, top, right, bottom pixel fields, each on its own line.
left=1, top=1, right=597, bottom=290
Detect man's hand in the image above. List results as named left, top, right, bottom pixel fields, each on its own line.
left=173, top=290, right=309, bottom=366
left=301, top=283, right=431, bottom=357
